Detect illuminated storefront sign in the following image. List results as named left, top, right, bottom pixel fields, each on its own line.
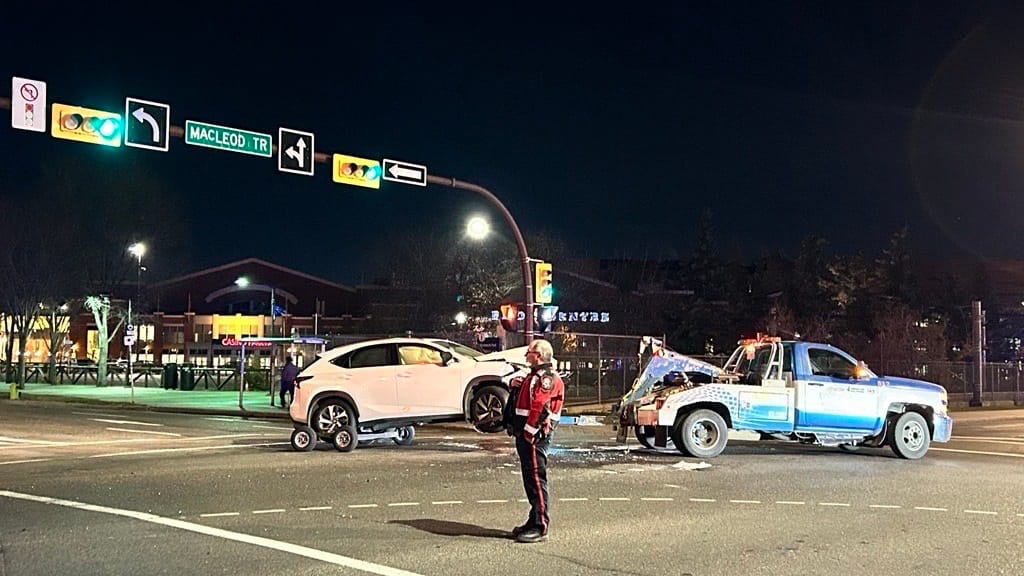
left=220, top=337, right=272, bottom=348
left=489, top=310, right=611, bottom=323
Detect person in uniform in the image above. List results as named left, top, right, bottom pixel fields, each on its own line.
left=505, top=338, right=565, bottom=543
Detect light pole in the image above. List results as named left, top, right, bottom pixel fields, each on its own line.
left=127, top=243, right=145, bottom=394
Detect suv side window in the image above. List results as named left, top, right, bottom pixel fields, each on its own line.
left=333, top=345, right=393, bottom=369
left=398, top=345, right=443, bottom=366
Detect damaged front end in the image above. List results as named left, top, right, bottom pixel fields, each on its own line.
left=614, top=338, right=723, bottom=443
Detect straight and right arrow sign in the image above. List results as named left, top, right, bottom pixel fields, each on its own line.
left=382, top=158, right=427, bottom=187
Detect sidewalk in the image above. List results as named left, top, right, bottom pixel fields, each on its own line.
left=5, top=383, right=614, bottom=420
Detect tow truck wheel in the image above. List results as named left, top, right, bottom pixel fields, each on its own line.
left=290, top=425, right=317, bottom=451
left=332, top=424, right=359, bottom=452
left=393, top=425, right=416, bottom=446
left=889, top=411, right=930, bottom=460
left=634, top=426, right=656, bottom=449
left=671, top=409, right=728, bottom=458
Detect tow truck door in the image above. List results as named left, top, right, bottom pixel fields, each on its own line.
left=795, top=346, right=881, bottom=431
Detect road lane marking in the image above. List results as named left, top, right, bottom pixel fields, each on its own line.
left=105, top=427, right=182, bottom=437
left=869, top=504, right=902, bottom=509
left=690, top=498, right=716, bottom=502
left=88, top=442, right=286, bottom=458
left=0, top=436, right=63, bottom=445
left=476, top=499, right=508, bottom=504
left=931, top=447, right=1024, bottom=458
left=914, top=506, right=948, bottom=512
left=0, top=458, right=52, bottom=465
left=431, top=501, right=462, bottom=505
left=963, top=509, right=998, bottom=515
left=0, top=491, right=425, bottom=576
left=775, top=501, right=806, bottom=505
left=819, top=502, right=851, bottom=507
left=387, top=502, right=420, bottom=507
left=349, top=504, right=378, bottom=509
left=559, top=497, right=588, bottom=502
left=201, top=512, right=240, bottom=517
left=641, top=497, right=673, bottom=502
left=599, top=497, right=630, bottom=501
left=299, top=506, right=332, bottom=511
left=91, top=418, right=163, bottom=427
left=730, top=500, right=761, bottom=504
left=251, top=425, right=293, bottom=431
left=253, top=509, right=286, bottom=514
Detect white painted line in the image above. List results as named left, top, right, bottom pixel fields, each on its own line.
left=730, top=500, right=761, bottom=504
left=690, top=498, right=716, bottom=502
left=0, top=436, right=62, bottom=445
left=963, top=509, right=998, bottom=516
left=201, top=512, right=240, bottom=518
left=931, top=447, right=1024, bottom=459
left=1017, top=513, right=1024, bottom=517
left=88, top=442, right=287, bottom=458
left=387, top=502, right=420, bottom=507
left=299, top=506, right=333, bottom=511
left=914, top=506, right=948, bottom=512
left=91, top=418, right=163, bottom=427
left=251, top=425, right=293, bottom=431
left=559, top=497, right=588, bottom=502
left=252, top=509, right=286, bottom=514
left=517, top=498, right=528, bottom=503
left=664, top=484, right=681, bottom=488
left=431, top=501, right=463, bottom=505
left=348, top=504, right=378, bottom=509
left=186, top=434, right=265, bottom=441
left=819, top=502, right=851, bottom=507
left=641, top=497, right=673, bottom=502
left=869, top=504, right=902, bottom=509
left=105, top=427, right=182, bottom=437
left=0, top=490, right=425, bottom=576
left=0, top=459, right=52, bottom=466
left=599, top=497, right=630, bottom=501
left=204, top=417, right=242, bottom=422
left=953, top=433, right=1024, bottom=440
left=476, top=500, right=507, bottom=504
left=775, top=501, right=806, bottom=505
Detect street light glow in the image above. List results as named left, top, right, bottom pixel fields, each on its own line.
left=235, top=276, right=251, bottom=288
left=466, top=216, right=490, bottom=240
left=128, top=242, right=146, bottom=261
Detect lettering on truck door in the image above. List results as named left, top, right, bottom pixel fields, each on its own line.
left=796, top=347, right=880, bottom=431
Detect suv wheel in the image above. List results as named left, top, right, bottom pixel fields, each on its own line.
left=469, top=385, right=508, bottom=433
left=314, top=399, right=356, bottom=438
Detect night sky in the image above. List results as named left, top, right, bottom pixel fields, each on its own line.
left=3, top=2, right=1024, bottom=286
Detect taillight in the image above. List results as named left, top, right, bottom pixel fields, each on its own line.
left=294, top=375, right=313, bottom=389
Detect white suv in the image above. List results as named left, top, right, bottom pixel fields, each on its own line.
left=288, top=337, right=518, bottom=452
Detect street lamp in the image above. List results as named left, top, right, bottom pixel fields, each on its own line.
left=235, top=276, right=277, bottom=336
left=465, top=215, right=490, bottom=241
left=128, top=242, right=146, bottom=298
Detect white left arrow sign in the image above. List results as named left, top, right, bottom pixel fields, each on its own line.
left=124, top=97, right=170, bottom=151
left=132, top=107, right=160, bottom=143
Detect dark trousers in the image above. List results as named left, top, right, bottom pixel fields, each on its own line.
left=515, top=433, right=552, bottom=533
left=280, top=383, right=294, bottom=406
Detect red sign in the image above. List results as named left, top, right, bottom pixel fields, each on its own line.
left=221, top=337, right=272, bottom=348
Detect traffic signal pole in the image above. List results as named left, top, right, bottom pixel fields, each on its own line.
left=1, top=97, right=537, bottom=343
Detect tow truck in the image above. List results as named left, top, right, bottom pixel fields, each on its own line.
left=615, top=336, right=952, bottom=459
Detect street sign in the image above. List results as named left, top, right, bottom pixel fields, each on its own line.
left=125, top=324, right=136, bottom=337
left=382, top=158, right=427, bottom=187
left=185, top=120, right=272, bottom=157
left=11, top=77, right=46, bottom=132
left=51, top=103, right=122, bottom=147
left=332, top=153, right=382, bottom=189
left=124, top=336, right=136, bottom=347
left=278, top=127, right=314, bottom=175
left=125, top=97, right=170, bottom=151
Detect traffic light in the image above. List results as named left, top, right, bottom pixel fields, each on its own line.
left=535, top=261, right=553, bottom=304
left=333, top=153, right=382, bottom=189
left=51, top=103, right=122, bottom=147
left=499, top=303, right=519, bottom=333
left=534, top=305, right=559, bottom=333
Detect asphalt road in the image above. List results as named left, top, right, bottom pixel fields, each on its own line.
left=1, top=401, right=1022, bottom=575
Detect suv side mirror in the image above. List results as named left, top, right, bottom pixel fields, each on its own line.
left=440, top=351, right=454, bottom=366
